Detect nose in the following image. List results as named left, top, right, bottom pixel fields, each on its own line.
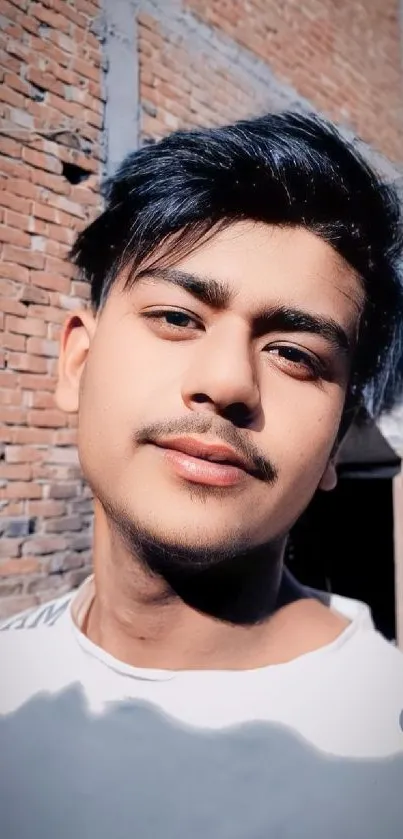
left=181, top=319, right=260, bottom=426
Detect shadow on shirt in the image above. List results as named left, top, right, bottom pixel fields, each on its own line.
left=0, top=684, right=402, bottom=839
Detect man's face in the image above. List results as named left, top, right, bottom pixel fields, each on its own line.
left=58, top=223, right=362, bottom=558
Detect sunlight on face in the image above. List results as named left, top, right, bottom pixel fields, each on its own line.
left=74, top=222, right=362, bottom=553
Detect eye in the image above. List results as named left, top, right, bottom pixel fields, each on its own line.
left=141, top=308, right=203, bottom=337
left=264, top=344, right=324, bottom=380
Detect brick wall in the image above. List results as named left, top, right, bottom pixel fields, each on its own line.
left=1, top=0, right=402, bottom=617
left=0, top=0, right=104, bottom=618
left=185, top=0, right=402, bottom=163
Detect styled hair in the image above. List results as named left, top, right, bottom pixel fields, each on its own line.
left=71, top=111, right=403, bottom=418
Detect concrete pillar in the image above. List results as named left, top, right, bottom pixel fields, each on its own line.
left=102, top=0, right=140, bottom=175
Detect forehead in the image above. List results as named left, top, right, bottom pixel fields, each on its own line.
left=171, top=222, right=363, bottom=320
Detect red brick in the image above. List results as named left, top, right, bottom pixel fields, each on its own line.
left=19, top=373, right=57, bottom=391
left=26, top=337, right=58, bottom=357
left=30, top=271, right=71, bottom=295
left=31, top=167, right=69, bottom=195
left=27, top=35, right=71, bottom=69
left=19, top=284, right=49, bottom=305
left=0, top=297, right=28, bottom=317
left=88, top=79, right=105, bottom=101
left=70, top=56, right=99, bottom=83
left=1, top=191, right=30, bottom=214
left=0, top=386, right=22, bottom=405
left=4, top=66, right=31, bottom=96
left=65, top=84, right=103, bottom=116
left=0, top=84, right=25, bottom=109
left=22, top=534, right=67, bottom=555
left=71, top=280, right=90, bottom=300
left=30, top=2, right=71, bottom=33
left=46, top=91, right=81, bottom=120
left=0, top=224, right=30, bottom=248
left=47, top=317, right=63, bottom=341
left=22, top=146, right=63, bottom=175
left=74, top=0, right=99, bottom=13
left=40, top=193, right=85, bottom=219
left=0, top=371, right=20, bottom=389
left=0, top=331, right=26, bottom=352
left=2, top=245, right=45, bottom=271
left=70, top=184, right=100, bottom=207
left=5, top=209, right=29, bottom=231
left=47, top=223, right=75, bottom=246
left=6, top=352, right=48, bottom=373
left=11, top=427, right=53, bottom=445
left=0, top=558, right=40, bottom=576
left=46, top=446, right=79, bottom=465
left=41, top=238, right=70, bottom=259
left=46, top=62, right=77, bottom=87
left=6, top=315, right=47, bottom=338
left=45, top=256, right=76, bottom=279
left=54, top=429, right=77, bottom=446
left=0, top=594, right=39, bottom=620
left=5, top=445, right=45, bottom=464
left=26, top=390, right=56, bottom=409
left=51, top=0, right=87, bottom=28
left=45, top=515, right=82, bottom=533
left=0, top=406, right=27, bottom=424
left=5, top=36, right=29, bottom=61
left=6, top=178, right=40, bottom=201
left=0, top=424, right=14, bottom=443
left=0, top=538, right=23, bottom=559
left=16, top=10, right=40, bottom=35
left=48, top=482, right=77, bottom=499
left=0, top=463, right=31, bottom=480
left=27, top=499, right=66, bottom=517
left=0, top=262, right=30, bottom=284
left=28, top=217, right=48, bottom=235
left=27, top=409, right=66, bottom=428
left=0, top=136, right=22, bottom=158
left=0, top=481, right=42, bottom=499
left=1, top=53, right=23, bottom=76
left=32, top=202, right=58, bottom=223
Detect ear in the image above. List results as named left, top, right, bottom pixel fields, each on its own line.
left=318, top=457, right=338, bottom=492
left=55, top=310, right=97, bottom=413
left=319, top=402, right=360, bottom=493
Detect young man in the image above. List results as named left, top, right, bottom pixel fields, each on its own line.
left=1, top=113, right=403, bottom=838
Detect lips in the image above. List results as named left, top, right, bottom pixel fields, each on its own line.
left=155, top=437, right=249, bottom=470
left=152, top=437, right=251, bottom=488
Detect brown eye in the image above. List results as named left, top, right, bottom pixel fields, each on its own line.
left=142, top=308, right=203, bottom=335
left=265, top=344, right=323, bottom=379
left=160, top=311, right=196, bottom=328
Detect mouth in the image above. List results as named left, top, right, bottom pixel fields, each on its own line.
left=152, top=437, right=251, bottom=488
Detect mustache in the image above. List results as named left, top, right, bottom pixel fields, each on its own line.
left=135, top=416, right=278, bottom=484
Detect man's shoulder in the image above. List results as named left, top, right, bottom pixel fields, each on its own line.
left=0, top=592, right=73, bottom=633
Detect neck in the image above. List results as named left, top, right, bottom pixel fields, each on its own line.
left=84, top=501, right=322, bottom=670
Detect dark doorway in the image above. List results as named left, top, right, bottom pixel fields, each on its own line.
left=288, top=420, right=401, bottom=641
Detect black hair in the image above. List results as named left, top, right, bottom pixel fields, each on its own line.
left=71, top=111, right=403, bottom=419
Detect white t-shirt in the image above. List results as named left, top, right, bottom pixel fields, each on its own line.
left=1, top=576, right=403, bottom=839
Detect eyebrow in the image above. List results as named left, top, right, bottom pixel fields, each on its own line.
left=137, top=266, right=353, bottom=354
left=137, top=267, right=231, bottom=308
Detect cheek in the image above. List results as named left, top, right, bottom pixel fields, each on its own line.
left=78, top=324, right=185, bottom=443
left=260, top=379, right=344, bottom=465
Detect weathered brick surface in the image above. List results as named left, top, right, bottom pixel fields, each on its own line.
left=0, top=0, right=102, bottom=617
left=185, top=0, right=402, bottom=162
left=1, top=0, right=402, bottom=617
left=136, top=2, right=403, bottom=163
